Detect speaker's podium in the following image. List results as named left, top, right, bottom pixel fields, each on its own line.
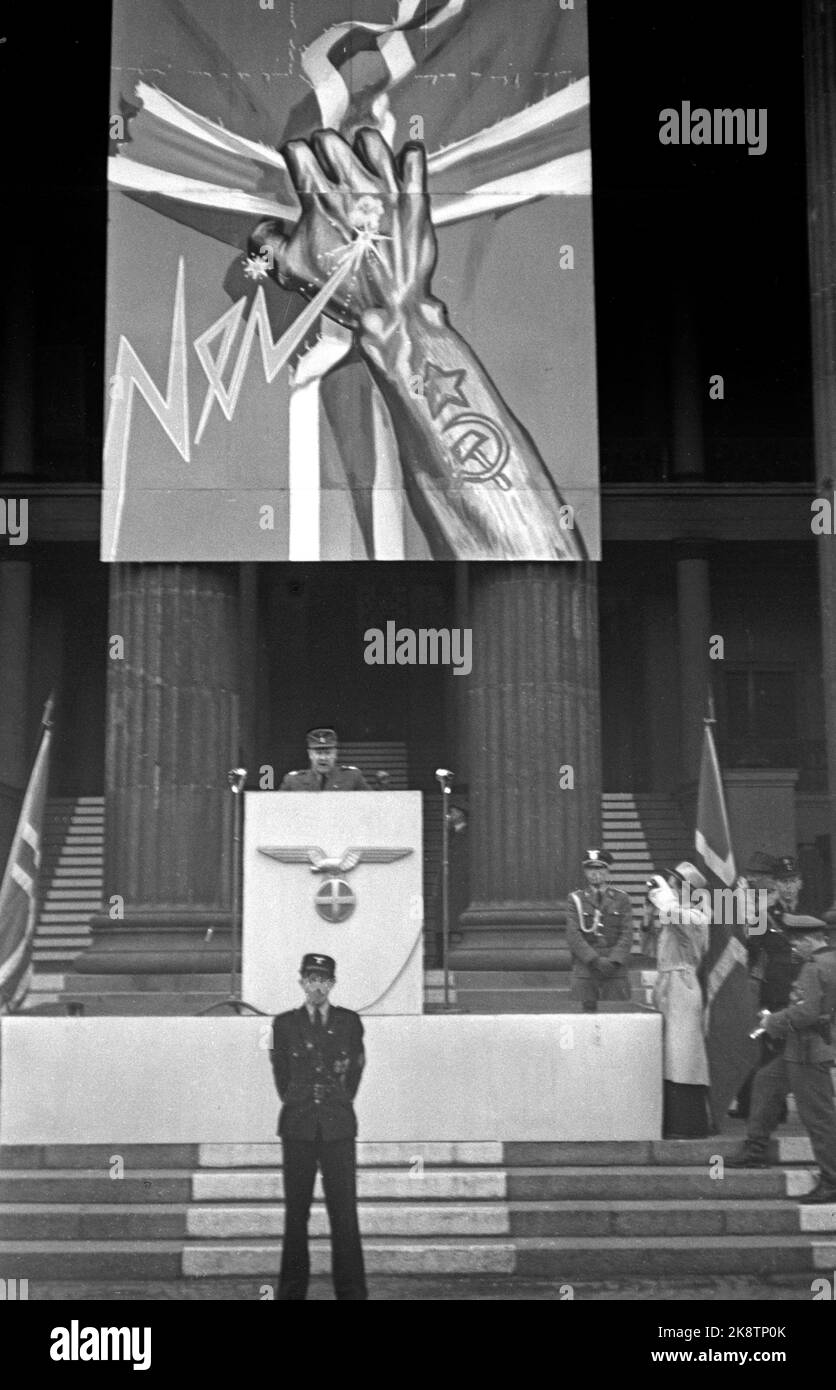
left=242, top=791, right=424, bottom=1016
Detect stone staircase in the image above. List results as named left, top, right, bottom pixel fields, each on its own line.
left=1, top=1135, right=834, bottom=1287
left=26, top=797, right=104, bottom=1011
left=602, top=791, right=693, bottom=939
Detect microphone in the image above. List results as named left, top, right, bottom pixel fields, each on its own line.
left=435, top=768, right=454, bottom=788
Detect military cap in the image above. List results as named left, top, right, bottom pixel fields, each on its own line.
left=774, top=855, right=799, bottom=879
left=745, top=850, right=779, bottom=879
left=306, top=728, right=337, bottom=748
left=582, top=848, right=613, bottom=868
left=779, top=913, right=834, bottom=934
left=300, top=953, right=336, bottom=978
left=666, top=861, right=709, bottom=891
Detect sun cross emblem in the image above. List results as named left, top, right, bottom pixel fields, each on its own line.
left=314, top=878, right=356, bottom=923
left=257, top=844, right=413, bottom=924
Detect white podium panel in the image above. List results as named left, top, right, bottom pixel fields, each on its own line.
left=242, top=791, right=423, bottom=1015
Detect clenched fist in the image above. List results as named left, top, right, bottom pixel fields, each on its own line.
left=251, top=128, right=438, bottom=335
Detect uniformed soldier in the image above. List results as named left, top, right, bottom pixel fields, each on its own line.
left=734, top=855, right=801, bottom=1120
left=774, top=853, right=803, bottom=914
left=566, top=849, right=634, bottom=1012
left=279, top=728, right=370, bottom=791
left=727, top=918, right=836, bottom=1203
left=269, top=953, right=368, bottom=1300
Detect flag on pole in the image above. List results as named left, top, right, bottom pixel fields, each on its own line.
left=694, top=719, right=757, bottom=1126
left=0, top=704, right=53, bottom=1014
left=695, top=719, right=736, bottom=886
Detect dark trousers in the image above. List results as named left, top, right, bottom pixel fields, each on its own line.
left=279, top=1133, right=367, bottom=1300
left=574, top=969, right=631, bottom=1012
left=747, top=1054, right=836, bottom=1186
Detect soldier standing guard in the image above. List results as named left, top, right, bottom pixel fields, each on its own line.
left=280, top=728, right=370, bottom=791
left=269, top=953, right=368, bottom=1300
left=566, top=849, right=634, bottom=1012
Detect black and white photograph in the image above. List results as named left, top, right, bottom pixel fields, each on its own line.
left=1, top=0, right=836, bottom=1354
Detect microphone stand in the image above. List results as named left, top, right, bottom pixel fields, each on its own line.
left=435, top=769, right=461, bottom=1012
left=200, top=769, right=264, bottom=1016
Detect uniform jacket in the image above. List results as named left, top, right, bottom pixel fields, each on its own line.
left=747, top=910, right=801, bottom=1013
left=279, top=765, right=369, bottom=791
left=764, top=945, right=836, bottom=1064
left=270, top=1004, right=366, bottom=1139
left=566, top=885, right=633, bottom=976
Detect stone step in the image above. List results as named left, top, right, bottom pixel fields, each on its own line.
left=6, top=1196, right=831, bottom=1243
left=0, top=1238, right=518, bottom=1279
left=512, top=1234, right=836, bottom=1280
left=0, top=1201, right=513, bottom=1240
left=7, top=1232, right=829, bottom=1282
left=455, top=990, right=573, bottom=1012
left=505, top=1166, right=796, bottom=1201
left=453, top=971, right=567, bottom=988
left=507, top=1198, right=836, bottom=1237
left=34, top=994, right=228, bottom=1017
left=37, top=912, right=95, bottom=923
left=66, top=974, right=233, bottom=994
left=0, top=1142, right=503, bottom=1170
left=0, top=1167, right=512, bottom=1204
left=455, top=994, right=644, bottom=1014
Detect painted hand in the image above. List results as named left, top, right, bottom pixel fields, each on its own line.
left=250, top=128, right=437, bottom=333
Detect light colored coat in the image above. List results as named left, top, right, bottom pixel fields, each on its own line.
left=653, top=903, right=710, bottom=1086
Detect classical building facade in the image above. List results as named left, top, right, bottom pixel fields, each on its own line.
left=1, top=1, right=834, bottom=986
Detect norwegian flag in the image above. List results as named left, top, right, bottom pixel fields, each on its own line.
left=694, top=720, right=757, bottom=1128
left=104, top=0, right=596, bottom=561
left=0, top=706, right=52, bottom=1014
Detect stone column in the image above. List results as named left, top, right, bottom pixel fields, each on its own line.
left=804, top=0, right=836, bottom=909
left=84, top=565, right=240, bottom=973
left=454, top=563, right=600, bottom=969
left=676, top=550, right=712, bottom=781
left=0, top=276, right=35, bottom=855
left=0, top=566, right=32, bottom=855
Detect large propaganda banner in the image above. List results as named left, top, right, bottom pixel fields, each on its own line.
left=104, top=0, right=598, bottom=562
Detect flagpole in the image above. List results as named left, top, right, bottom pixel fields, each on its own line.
left=41, top=692, right=55, bottom=734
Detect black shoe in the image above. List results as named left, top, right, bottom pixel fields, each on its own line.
left=724, top=1146, right=770, bottom=1169
left=799, top=1181, right=836, bottom=1204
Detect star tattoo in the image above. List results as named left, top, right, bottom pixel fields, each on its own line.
left=422, top=361, right=470, bottom=420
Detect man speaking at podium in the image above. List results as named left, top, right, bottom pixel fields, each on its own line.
left=280, top=728, right=370, bottom=791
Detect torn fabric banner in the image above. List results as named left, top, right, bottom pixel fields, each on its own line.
left=103, top=0, right=598, bottom=561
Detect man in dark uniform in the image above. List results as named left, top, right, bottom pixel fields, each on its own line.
left=774, top=854, right=804, bottom=914
left=734, top=853, right=801, bottom=1120
left=269, top=953, right=368, bottom=1299
left=279, top=728, right=370, bottom=791
left=566, top=849, right=634, bottom=1012
left=727, top=919, right=836, bottom=1203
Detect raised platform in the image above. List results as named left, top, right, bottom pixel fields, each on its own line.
left=0, top=1012, right=662, bottom=1144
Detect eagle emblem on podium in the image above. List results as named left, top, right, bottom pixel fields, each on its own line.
left=258, top=845, right=413, bottom=923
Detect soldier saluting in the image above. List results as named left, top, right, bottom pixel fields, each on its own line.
left=280, top=728, right=369, bottom=791
left=566, top=849, right=634, bottom=1012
